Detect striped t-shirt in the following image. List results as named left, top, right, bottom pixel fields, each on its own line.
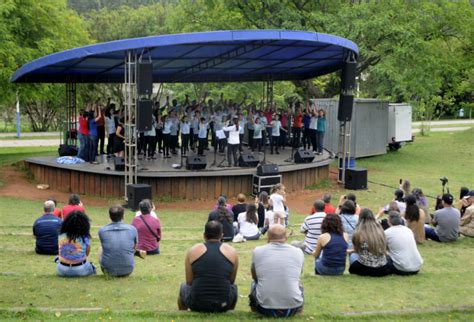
left=300, top=212, right=326, bottom=254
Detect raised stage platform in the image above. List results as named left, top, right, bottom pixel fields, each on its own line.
left=24, top=148, right=332, bottom=200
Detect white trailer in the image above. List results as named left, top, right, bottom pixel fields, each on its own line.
left=387, top=103, right=413, bottom=150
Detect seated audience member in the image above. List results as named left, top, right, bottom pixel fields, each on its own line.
left=208, top=204, right=235, bottom=242
left=62, top=194, right=85, bottom=220
left=269, top=183, right=287, bottom=221
left=337, top=193, right=361, bottom=215
left=458, top=187, right=470, bottom=217
left=212, top=195, right=233, bottom=212
left=323, top=193, right=336, bottom=214
left=459, top=190, right=474, bottom=237
left=249, top=224, right=304, bottom=318
left=232, top=193, right=248, bottom=222
left=135, top=199, right=158, bottom=219
left=56, top=211, right=96, bottom=277
left=178, top=221, right=238, bottom=312
left=298, top=200, right=327, bottom=254
left=412, top=188, right=430, bottom=224
left=131, top=200, right=161, bottom=254
left=339, top=200, right=358, bottom=249
left=312, top=214, right=348, bottom=275
left=424, top=193, right=460, bottom=242
left=237, top=204, right=261, bottom=240
left=404, top=195, right=426, bottom=244
left=99, top=205, right=143, bottom=277
left=385, top=211, right=423, bottom=275
left=382, top=189, right=406, bottom=215
left=48, top=198, right=62, bottom=219
left=33, top=200, right=62, bottom=255
left=349, top=209, right=392, bottom=277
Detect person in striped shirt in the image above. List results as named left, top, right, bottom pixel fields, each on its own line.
left=299, top=200, right=326, bottom=254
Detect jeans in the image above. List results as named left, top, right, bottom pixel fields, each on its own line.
left=78, top=133, right=90, bottom=161
left=317, top=131, right=325, bottom=153
left=249, top=281, right=303, bottom=318
left=424, top=225, right=441, bottom=242
left=315, top=258, right=345, bottom=275
left=227, top=144, right=238, bottom=166
left=97, top=126, right=105, bottom=154
left=57, top=261, right=96, bottom=277
left=88, top=135, right=98, bottom=162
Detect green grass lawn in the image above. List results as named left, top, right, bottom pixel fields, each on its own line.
left=0, top=130, right=473, bottom=321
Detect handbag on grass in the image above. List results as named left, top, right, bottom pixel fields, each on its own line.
left=140, top=215, right=160, bottom=242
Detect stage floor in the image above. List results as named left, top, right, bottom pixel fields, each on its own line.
left=26, top=147, right=333, bottom=178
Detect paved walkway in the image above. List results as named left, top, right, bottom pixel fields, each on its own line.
left=0, top=139, right=60, bottom=147
left=0, top=132, right=60, bottom=137
left=412, top=126, right=471, bottom=133
left=412, top=119, right=474, bottom=126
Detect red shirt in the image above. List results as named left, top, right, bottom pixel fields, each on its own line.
left=79, top=116, right=89, bottom=135
left=263, top=111, right=273, bottom=124
left=293, top=113, right=303, bottom=128
left=131, top=214, right=161, bottom=252
left=62, top=205, right=85, bottom=220
left=324, top=203, right=336, bottom=214
left=281, top=113, right=288, bottom=128
left=53, top=208, right=62, bottom=219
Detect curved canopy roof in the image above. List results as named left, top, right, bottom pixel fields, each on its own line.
left=11, top=30, right=358, bottom=84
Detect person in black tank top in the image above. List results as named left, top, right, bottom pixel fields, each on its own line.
left=178, top=221, right=238, bottom=313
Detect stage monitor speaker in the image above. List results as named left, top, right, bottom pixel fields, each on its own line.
left=338, top=94, right=354, bottom=122
left=137, top=99, right=153, bottom=132
left=257, top=163, right=279, bottom=176
left=58, top=144, right=78, bottom=157
left=239, top=154, right=259, bottom=167
left=138, top=62, right=153, bottom=95
left=341, top=61, right=357, bottom=91
left=127, top=184, right=152, bottom=211
left=294, top=150, right=315, bottom=163
left=345, top=168, right=368, bottom=190
left=114, top=157, right=125, bottom=171
left=186, top=155, right=207, bottom=170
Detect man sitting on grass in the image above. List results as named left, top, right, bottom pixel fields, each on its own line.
left=178, top=221, right=238, bottom=313
left=425, top=193, right=460, bottom=242
left=385, top=211, right=423, bottom=275
left=250, top=224, right=304, bottom=318
left=99, top=205, right=145, bottom=277
left=33, top=200, right=62, bottom=255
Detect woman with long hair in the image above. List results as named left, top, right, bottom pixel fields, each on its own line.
left=412, top=188, right=430, bottom=223
left=237, top=203, right=260, bottom=240
left=208, top=205, right=235, bottom=242
left=56, top=211, right=96, bottom=277
left=404, top=195, right=426, bottom=244
left=113, top=117, right=125, bottom=157
left=312, top=214, right=349, bottom=275
left=349, top=209, right=392, bottom=277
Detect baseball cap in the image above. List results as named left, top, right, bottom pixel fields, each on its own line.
left=441, top=193, right=454, bottom=205
left=467, top=190, right=474, bottom=197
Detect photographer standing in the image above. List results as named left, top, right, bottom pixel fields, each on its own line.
left=424, top=194, right=460, bottom=242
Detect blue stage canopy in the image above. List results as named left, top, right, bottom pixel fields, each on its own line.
left=11, top=30, right=358, bottom=84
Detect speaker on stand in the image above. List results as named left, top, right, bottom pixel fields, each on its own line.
left=137, top=62, right=153, bottom=96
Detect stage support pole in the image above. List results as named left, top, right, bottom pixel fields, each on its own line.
left=123, top=50, right=138, bottom=200
left=65, top=82, right=77, bottom=146
left=338, top=51, right=357, bottom=184
left=15, top=90, right=20, bottom=138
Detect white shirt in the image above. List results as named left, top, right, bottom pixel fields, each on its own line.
left=309, top=116, right=318, bottom=130
left=271, top=120, right=281, bottom=137
left=270, top=193, right=285, bottom=213
left=223, top=124, right=240, bottom=145
left=135, top=211, right=158, bottom=219
left=237, top=212, right=259, bottom=237
left=105, top=116, right=116, bottom=135
left=385, top=225, right=423, bottom=272
left=180, top=121, right=190, bottom=134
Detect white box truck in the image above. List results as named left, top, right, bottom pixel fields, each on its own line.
left=387, top=103, right=413, bottom=150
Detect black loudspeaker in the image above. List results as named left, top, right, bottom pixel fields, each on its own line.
left=294, top=150, right=315, bottom=163
left=257, top=163, right=279, bottom=176
left=345, top=168, right=368, bottom=190
left=341, top=61, right=357, bottom=92
left=186, top=155, right=207, bottom=170
left=138, top=62, right=153, bottom=95
left=127, top=184, right=152, bottom=211
left=338, top=94, right=354, bottom=122
left=239, top=154, right=260, bottom=167
left=137, top=99, right=153, bottom=132
left=114, top=157, right=125, bottom=171
left=58, top=144, right=78, bottom=157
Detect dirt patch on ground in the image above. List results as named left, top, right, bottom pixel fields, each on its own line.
left=0, top=164, right=342, bottom=214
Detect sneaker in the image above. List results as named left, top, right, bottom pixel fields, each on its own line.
left=138, top=250, right=146, bottom=259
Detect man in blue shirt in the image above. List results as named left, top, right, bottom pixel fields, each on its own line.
left=33, top=200, right=62, bottom=255
left=99, top=205, right=141, bottom=277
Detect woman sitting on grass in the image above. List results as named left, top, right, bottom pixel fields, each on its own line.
left=237, top=204, right=260, bottom=240
left=349, top=209, right=392, bottom=277
left=404, top=195, right=426, bottom=244
left=312, top=214, right=348, bottom=276
left=56, top=210, right=96, bottom=277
